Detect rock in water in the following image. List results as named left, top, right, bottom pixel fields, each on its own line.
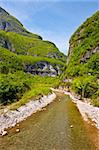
left=16, top=129, right=20, bottom=133
left=70, top=125, right=73, bottom=128
left=1, top=130, right=7, bottom=136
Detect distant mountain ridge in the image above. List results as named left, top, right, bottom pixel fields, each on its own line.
left=0, top=7, right=42, bottom=39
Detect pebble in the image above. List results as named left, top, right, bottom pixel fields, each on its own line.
left=70, top=125, right=73, bottom=128
left=16, top=129, right=20, bottom=133
left=42, top=108, right=46, bottom=111
left=1, top=130, right=7, bottom=136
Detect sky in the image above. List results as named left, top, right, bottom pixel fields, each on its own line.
left=0, top=0, right=98, bottom=54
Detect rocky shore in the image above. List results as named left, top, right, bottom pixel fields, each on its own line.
left=0, top=93, right=56, bottom=135
left=51, top=88, right=99, bottom=129
left=64, top=91, right=99, bottom=129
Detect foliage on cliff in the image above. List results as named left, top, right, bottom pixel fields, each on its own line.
left=66, top=11, right=99, bottom=77
left=64, top=11, right=99, bottom=106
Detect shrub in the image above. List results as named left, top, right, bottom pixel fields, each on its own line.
left=71, top=75, right=98, bottom=99
left=0, top=71, right=60, bottom=106
left=0, top=72, right=31, bottom=105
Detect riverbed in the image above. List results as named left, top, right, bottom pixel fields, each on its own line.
left=0, top=93, right=99, bottom=150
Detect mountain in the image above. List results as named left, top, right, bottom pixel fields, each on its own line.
left=66, top=11, right=99, bottom=76
left=0, top=7, right=66, bottom=77
left=0, top=7, right=42, bottom=39
left=0, top=7, right=66, bottom=106
left=64, top=11, right=99, bottom=106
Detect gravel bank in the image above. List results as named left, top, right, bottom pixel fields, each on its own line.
left=64, top=91, right=99, bottom=129
left=0, top=93, right=56, bottom=135
left=52, top=88, right=99, bottom=129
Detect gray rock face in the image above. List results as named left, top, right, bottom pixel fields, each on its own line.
left=24, top=61, right=62, bottom=77
left=0, top=7, right=24, bottom=33
left=81, top=46, right=99, bottom=63
left=0, top=19, right=10, bottom=31
left=0, top=7, right=9, bottom=16
left=0, top=17, right=29, bottom=37
left=46, top=52, right=66, bottom=62
left=0, top=36, right=15, bottom=52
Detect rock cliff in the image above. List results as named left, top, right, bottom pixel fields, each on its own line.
left=66, top=11, right=99, bottom=77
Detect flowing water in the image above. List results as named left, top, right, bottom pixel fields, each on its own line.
left=0, top=93, right=99, bottom=150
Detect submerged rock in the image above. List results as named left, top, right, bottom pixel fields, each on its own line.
left=70, top=125, right=73, bottom=128
left=1, top=130, right=7, bottom=136
left=16, top=129, right=20, bottom=133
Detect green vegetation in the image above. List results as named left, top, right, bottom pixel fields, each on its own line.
left=63, top=11, right=99, bottom=106
left=0, top=47, right=23, bottom=73
left=71, top=76, right=99, bottom=99
left=66, top=11, right=99, bottom=77
left=0, top=45, right=63, bottom=107
left=0, top=30, right=65, bottom=62
left=0, top=7, right=66, bottom=108
left=0, top=30, right=65, bottom=75
left=0, top=47, right=65, bottom=74
left=0, top=71, right=60, bottom=108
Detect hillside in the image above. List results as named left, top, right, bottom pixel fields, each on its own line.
left=0, top=7, right=66, bottom=106
left=0, top=7, right=66, bottom=77
left=64, top=11, right=99, bottom=106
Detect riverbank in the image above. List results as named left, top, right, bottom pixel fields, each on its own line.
left=1, top=93, right=98, bottom=150
left=0, top=93, right=56, bottom=135
left=51, top=88, right=99, bottom=129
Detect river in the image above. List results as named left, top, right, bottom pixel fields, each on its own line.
left=0, top=93, right=99, bottom=150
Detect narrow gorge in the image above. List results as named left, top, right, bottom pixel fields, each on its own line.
left=0, top=5, right=99, bottom=150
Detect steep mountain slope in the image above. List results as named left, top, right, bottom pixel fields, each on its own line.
left=64, top=11, right=99, bottom=106
left=66, top=11, right=99, bottom=77
left=0, top=7, right=66, bottom=77
left=0, top=7, right=65, bottom=105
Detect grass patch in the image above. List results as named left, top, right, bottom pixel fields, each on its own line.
left=0, top=71, right=60, bottom=109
